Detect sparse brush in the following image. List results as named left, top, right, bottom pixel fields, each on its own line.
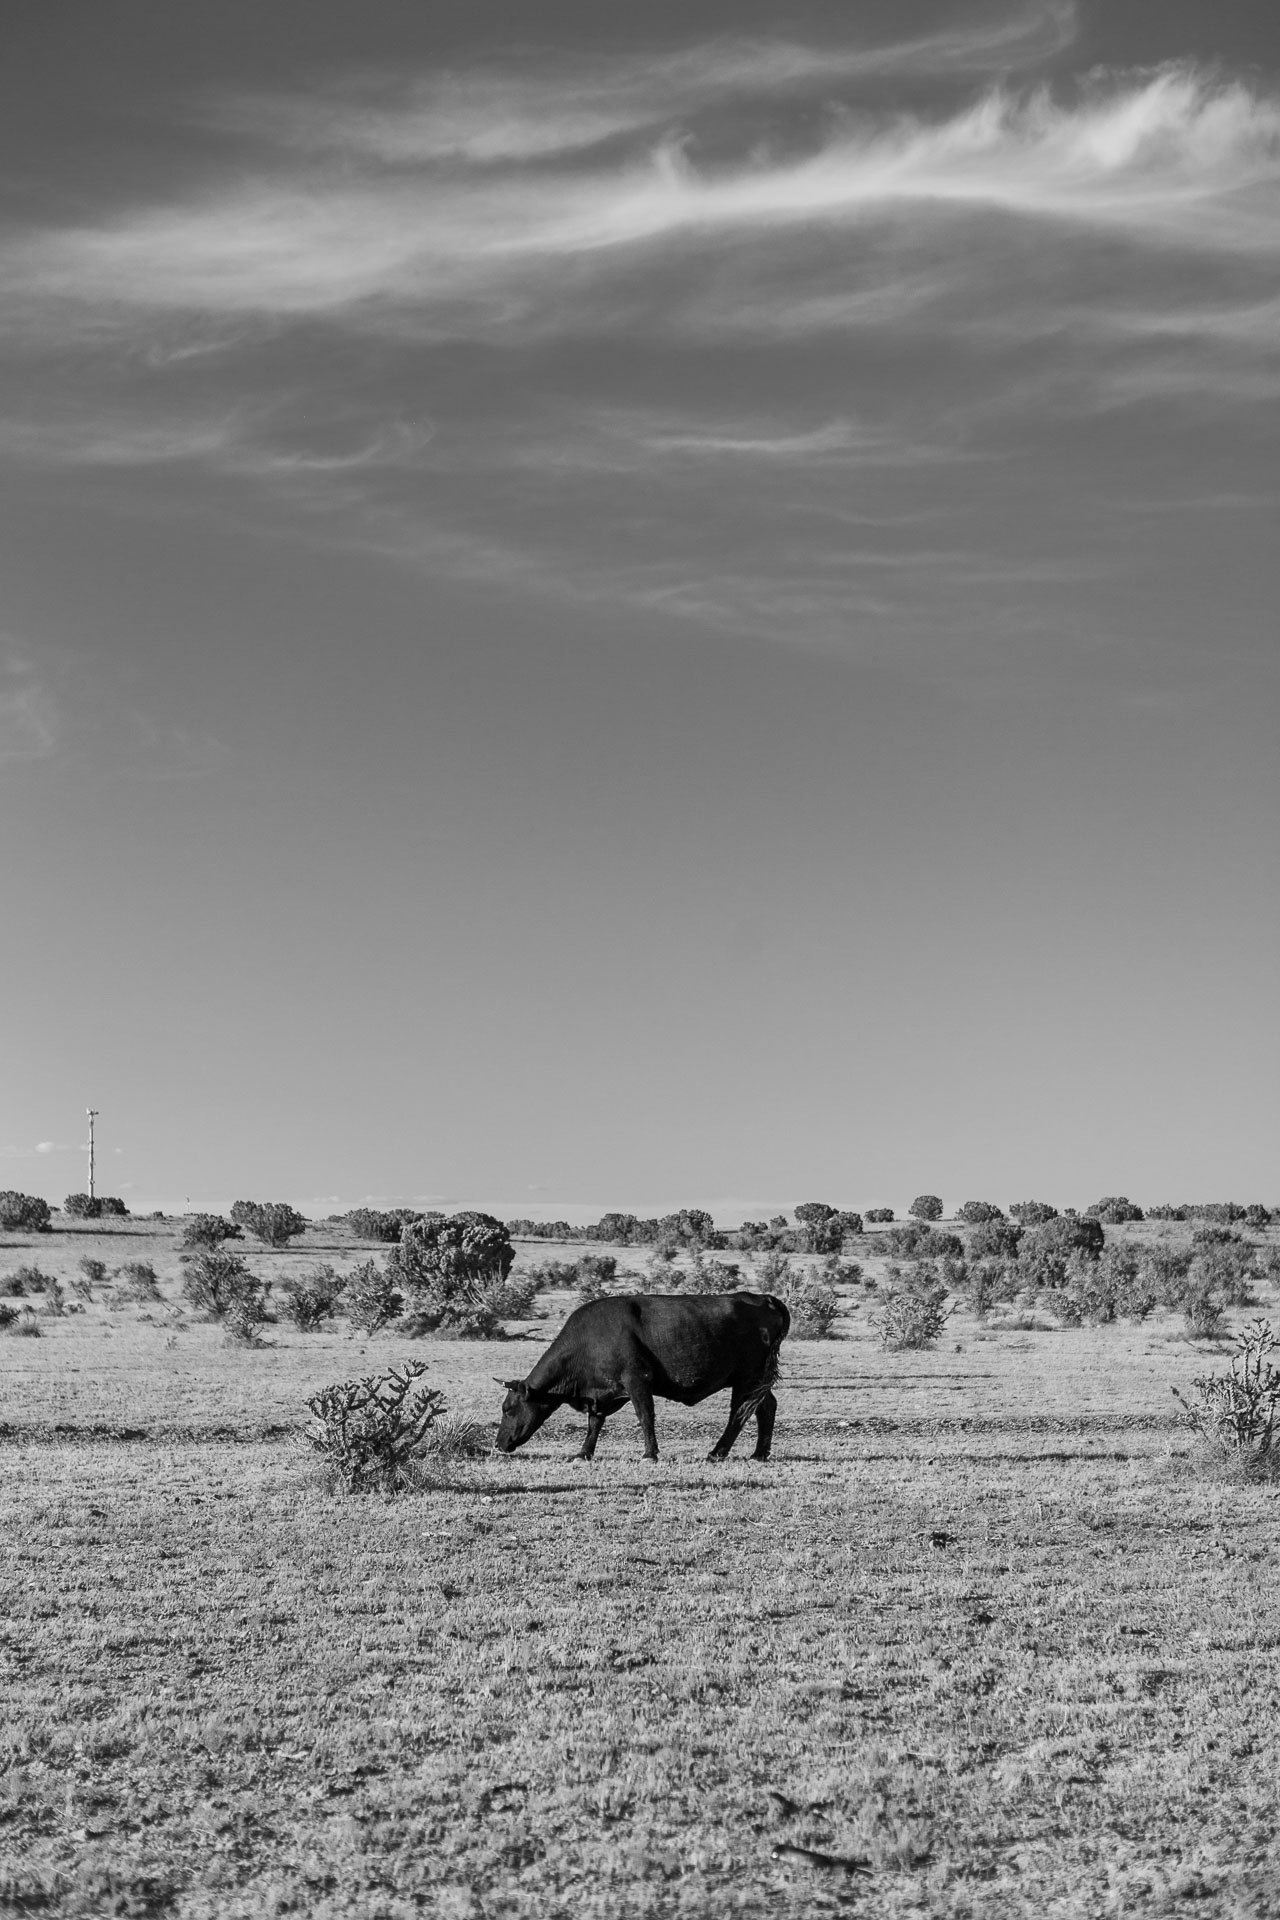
left=306, top=1360, right=447, bottom=1495
left=3, top=1265, right=51, bottom=1296
left=180, top=1214, right=242, bottom=1251
left=79, top=1258, right=108, bottom=1285
left=181, top=1252, right=260, bottom=1319
left=873, top=1265, right=952, bottom=1350
left=115, top=1261, right=162, bottom=1304
left=1179, top=1281, right=1227, bottom=1341
left=7, top=1307, right=43, bottom=1337
left=683, top=1252, right=743, bottom=1295
left=41, top=1279, right=66, bottom=1317
left=277, top=1266, right=344, bottom=1331
left=1173, top=1320, right=1280, bottom=1469
left=223, top=1292, right=269, bottom=1348
left=571, top=1254, right=618, bottom=1300
left=774, top=1265, right=840, bottom=1338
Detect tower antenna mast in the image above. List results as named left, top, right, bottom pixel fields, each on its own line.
left=86, top=1109, right=99, bottom=1202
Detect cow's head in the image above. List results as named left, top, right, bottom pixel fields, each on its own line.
left=494, top=1378, right=556, bottom=1453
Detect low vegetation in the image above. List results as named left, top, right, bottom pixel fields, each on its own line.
left=305, top=1359, right=447, bottom=1494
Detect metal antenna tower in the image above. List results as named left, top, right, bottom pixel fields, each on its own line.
left=86, top=1108, right=99, bottom=1201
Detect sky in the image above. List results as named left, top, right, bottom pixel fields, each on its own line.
left=1, top=0, right=1277, bottom=1221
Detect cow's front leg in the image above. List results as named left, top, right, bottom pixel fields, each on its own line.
left=576, top=1409, right=606, bottom=1461
left=621, top=1371, right=659, bottom=1460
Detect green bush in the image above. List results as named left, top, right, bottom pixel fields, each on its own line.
left=306, top=1360, right=446, bottom=1495
left=388, top=1211, right=522, bottom=1337
left=180, top=1214, right=242, bottom=1251
left=956, top=1257, right=1022, bottom=1316
left=572, top=1254, right=618, bottom=1301
left=62, top=1193, right=100, bottom=1220
left=277, top=1266, right=344, bottom=1331
left=180, top=1251, right=261, bottom=1319
left=99, top=1197, right=129, bottom=1217
left=873, top=1266, right=951, bottom=1349
left=967, top=1218, right=1023, bottom=1261
left=956, top=1201, right=1003, bottom=1225
left=231, top=1201, right=308, bottom=1248
left=1009, top=1200, right=1058, bottom=1225
left=908, top=1194, right=944, bottom=1222
left=756, top=1254, right=839, bottom=1338
left=878, top=1222, right=963, bottom=1260
left=0, top=1192, right=52, bottom=1232
left=1086, top=1196, right=1144, bottom=1225
left=1018, top=1215, right=1105, bottom=1291
left=224, top=1289, right=269, bottom=1347
left=4, top=1306, right=43, bottom=1337
left=1243, top=1205, right=1273, bottom=1231
left=79, top=1257, right=108, bottom=1286
left=340, top=1259, right=403, bottom=1335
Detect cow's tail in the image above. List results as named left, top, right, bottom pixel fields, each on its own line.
left=741, top=1295, right=789, bottom=1413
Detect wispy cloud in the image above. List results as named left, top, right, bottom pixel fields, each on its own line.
left=211, top=4, right=1079, bottom=165
left=0, top=658, right=57, bottom=765
left=5, top=65, right=1278, bottom=341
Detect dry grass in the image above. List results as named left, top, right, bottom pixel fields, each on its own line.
left=3, top=1217, right=1280, bottom=1916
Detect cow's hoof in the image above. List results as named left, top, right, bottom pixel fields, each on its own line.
left=706, top=1449, right=729, bottom=1463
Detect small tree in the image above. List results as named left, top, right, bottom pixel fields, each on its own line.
left=306, top=1360, right=446, bottom=1495
left=0, top=1192, right=52, bottom=1232
left=956, top=1201, right=1003, bottom=1225
left=389, top=1211, right=518, bottom=1335
left=909, top=1194, right=944, bottom=1222
left=967, top=1218, right=1023, bottom=1261
left=231, top=1201, right=308, bottom=1248
left=864, top=1208, right=895, bottom=1224
left=1086, top=1196, right=1144, bottom=1225
left=62, top=1193, right=101, bottom=1220
left=1010, top=1200, right=1058, bottom=1226
left=180, top=1214, right=242, bottom=1251
left=345, top=1208, right=405, bottom=1244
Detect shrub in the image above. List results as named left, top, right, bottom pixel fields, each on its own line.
left=115, top=1261, right=161, bottom=1304
left=345, top=1208, right=408, bottom=1243
left=180, top=1214, right=241, bottom=1251
left=224, top=1289, right=269, bottom=1347
left=967, top=1218, right=1023, bottom=1261
left=278, top=1266, right=344, bottom=1330
left=180, top=1251, right=260, bottom=1319
left=1018, top=1214, right=1105, bottom=1291
left=1147, top=1204, right=1189, bottom=1222
left=1173, top=1321, right=1280, bottom=1466
left=877, top=1222, right=963, bottom=1260
left=306, top=1360, right=446, bottom=1495
left=340, top=1259, right=403, bottom=1335
left=956, top=1201, right=1003, bottom=1225
left=231, top=1201, right=308, bottom=1248
left=956, top=1257, right=1022, bottom=1316
left=908, top=1194, right=944, bottom=1222
left=3, top=1264, right=52, bottom=1295
left=757, top=1255, right=838, bottom=1338
left=1009, top=1200, right=1058, bottom=1226
left=389, top=1211, right=520, bottom=1337
left=0, top=1302, right=18, bottom=1330
left=573, top=1254, right=618, bottom=1301
left=99, top=1196, right=129, bottom=1217
left=1243, top=1205, right=1273, bottom=1231
left=5, top=1307, right=43, bottom=1337
left=41, top=1278, right=66, bottom=1317
left=1180, top=1282, right=1227, bottom=1340
left=62, top=1193, right=101, bottom=1220
left=1056, top=1245, right=1159, bottom=1326
left=0, top=1192, right=52, bottom=1232
left=1086, top=1196, right=1144, bottom=1225
left=1191, top=1202, right=1246, bottom=1225
left=864, top=1208, right=895, bottom=1224
left=873, top=1266, right=951, bottom=1350
left=1188, top=1244, right=1256, bottom=1308
left=79, top=1257, right=108, bottom=1286
left=683, top=1252, right=743, bottom=1294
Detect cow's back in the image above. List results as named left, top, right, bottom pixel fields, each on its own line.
left=527, top=1291, right=788, bottom=1401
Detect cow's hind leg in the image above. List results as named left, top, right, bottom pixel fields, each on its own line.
left=751, top=1390, right=778, bottom=1461
left=576, top=1409, right=607, bottom=1461
left=707, top=1386, right=754, bottom=1462
left=621, top=1371, right=659, bottom=1460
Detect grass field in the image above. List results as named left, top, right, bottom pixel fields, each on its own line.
left=3, top=1220, right=1280, bottom=1918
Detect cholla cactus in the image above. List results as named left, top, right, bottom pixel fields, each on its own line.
left=1173, top=1321, right=1280, bottom=1460
left=306, top=1361, right=446, bottom=1494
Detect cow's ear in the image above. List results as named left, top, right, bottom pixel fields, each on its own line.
left=502, top=1378, right=525, bottom=1391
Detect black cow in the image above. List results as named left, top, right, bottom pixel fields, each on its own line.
left=494, top=1291, right=790, bottom=1462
